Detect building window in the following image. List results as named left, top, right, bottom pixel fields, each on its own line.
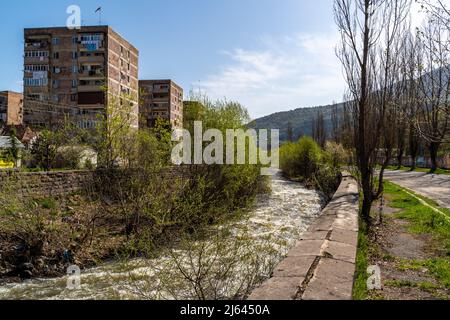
left=72, top=52, right=78, bottom=59
left=25, top=65, right=49, bottom=72
left=70, top=94, right=77, bottom=102
left=24, top=51, right=49, bottom=58
left=52, top=80, right=59, bottom=88
left=80, top=34, right=101, bottom=42
left=52, top=37, right=60, bottom=45
left=24, top=78, right=48, bottom=87
left=72, top=80, right=77, bottom=88
left=53, top=52, right=59, bottom=59
left=72, top=65, right=78, bottom=73
left=72, top=36, right=78, bottom=44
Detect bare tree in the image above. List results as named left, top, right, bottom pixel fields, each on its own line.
left=334, top=0, right=411, bottom=223
left=403, top=30, right=424, bottom=170
left=416, top=16, right=450, bottom=172
left=313, top=111, right=326, bottom=148
left=419, top=0, right=450, bottom=34
left=331, top=101, right=341, bottom=143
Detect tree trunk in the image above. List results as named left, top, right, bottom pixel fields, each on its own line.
left=429, top=142, right=439, bottom=173
left=409, top=124, right=419, bottom=171
left=397, top=149, right=404, bottom=169
left=360, top=164, right=373, bottom=224
left=410, top=155, right=417, bottom=171
left=361, top=185, right=373, bottom=225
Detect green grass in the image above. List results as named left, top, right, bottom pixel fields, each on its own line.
left=353, top=220, right=369, bottom=300
left=398, top=259, right=450, bottom=289
left=383, top=181, right=450, bottom=290
left=37, top=198, right=57, bottom=210
left=353, top=181, right=450, bottom=299
left=385, top=166, right=450, bottom=176
left=385, top=279, right=442, bottom=292
left=384, top=181, right=450, bottom=249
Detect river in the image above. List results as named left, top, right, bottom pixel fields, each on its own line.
left=0, top=172, right=324, bottom=300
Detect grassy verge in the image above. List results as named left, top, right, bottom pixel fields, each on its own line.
left=353, top=220, right=369, bottom=300
left=353, top=181, right=450, bottom=299
left=384, top=181, right=450, bottom=254
left=385, top=166, right=450, bottom=176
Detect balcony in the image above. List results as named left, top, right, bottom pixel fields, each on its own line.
left=151, top=97, right=170, bottom=103
left=152, top=88, right=170, bottom=94
left=79, top=55, right=105, bottom=64
left=78, top=85, right=104, bottom=92
left=79, top=44, right=105, bottom=52
left=24, top=56, right=50, bottom=64
left=25, top=41, right=50, bottom=49
left=79, top=69, right=105, bottom=79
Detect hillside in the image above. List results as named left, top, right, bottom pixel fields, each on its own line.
left=248, top=102, right=344, bottom=142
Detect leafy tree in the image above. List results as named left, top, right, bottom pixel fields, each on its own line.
left=95, top=89, right=138, bottom=168
left=31, top=130, right=60, bottom=171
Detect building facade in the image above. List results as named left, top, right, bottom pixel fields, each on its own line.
left=0, top=91, right=24, bottom=126
left=139, top=80, right=183, bottom=128
left=23, top=26, right=139, bottom=129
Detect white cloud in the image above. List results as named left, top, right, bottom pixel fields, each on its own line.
left=195, top=2, right=437, bottom=120
left=196, top=30, right=345, bottom=119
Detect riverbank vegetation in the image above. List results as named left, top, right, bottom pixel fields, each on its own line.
left=0, top=94, right=269, bottom=288
left=279, top=137, right=344, bottom=200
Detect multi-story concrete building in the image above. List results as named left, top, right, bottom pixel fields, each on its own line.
left=139, top=80, right=183, bottom=128
left=23, top=26, right=139, bottom=129
left=0, top=91, right=24, bottom=126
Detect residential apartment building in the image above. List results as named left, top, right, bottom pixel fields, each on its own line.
left=139, top=80, right=183, bottom=128
left=23, top=26, right=139, bottom=129
left=0, top=91, right=23, bottom=126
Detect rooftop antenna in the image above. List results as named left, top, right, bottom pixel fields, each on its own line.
left=95, top=7, right=102, bottom=25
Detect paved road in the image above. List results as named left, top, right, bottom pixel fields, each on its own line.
left=383, top=170, right=450, bottom=210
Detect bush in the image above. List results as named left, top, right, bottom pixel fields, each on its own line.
left=324, top=141, right=349, bottom=168
left=53, top=147, right=83, bottom=170
left=280, top=137, right=323, bottom=180
left=280, top=137, right=342, bottom=200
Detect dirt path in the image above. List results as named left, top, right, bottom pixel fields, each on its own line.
left=384, top=170, right=450, bottom=209
left=367, top=198, right=449, bottom=300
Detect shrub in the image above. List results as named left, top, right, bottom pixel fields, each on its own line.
left=280, top=137, right=323, bottom=180
left=280, top=137, right=342, bottom=200
left=324, top=141, right=349, bottom=168
left=53, top=147, right=83, bottom=170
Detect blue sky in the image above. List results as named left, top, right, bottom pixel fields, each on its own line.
left=0, top=0, right=426, bottom=119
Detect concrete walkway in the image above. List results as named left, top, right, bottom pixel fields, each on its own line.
left=383, top=170, right=450, bottom=210
left=248, top=174, right=359, bottom=300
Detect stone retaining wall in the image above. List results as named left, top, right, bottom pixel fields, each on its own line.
left=0, top=170, right=95, bottom=198
left=0, top=166, right=197, bottom=198
left=249, top=174, right=359, bottom=300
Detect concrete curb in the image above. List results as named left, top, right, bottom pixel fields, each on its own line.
left=248, top=174, right=359, bottom=300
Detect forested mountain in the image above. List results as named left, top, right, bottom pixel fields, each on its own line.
left=248, top=102, right=345, bottom=142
